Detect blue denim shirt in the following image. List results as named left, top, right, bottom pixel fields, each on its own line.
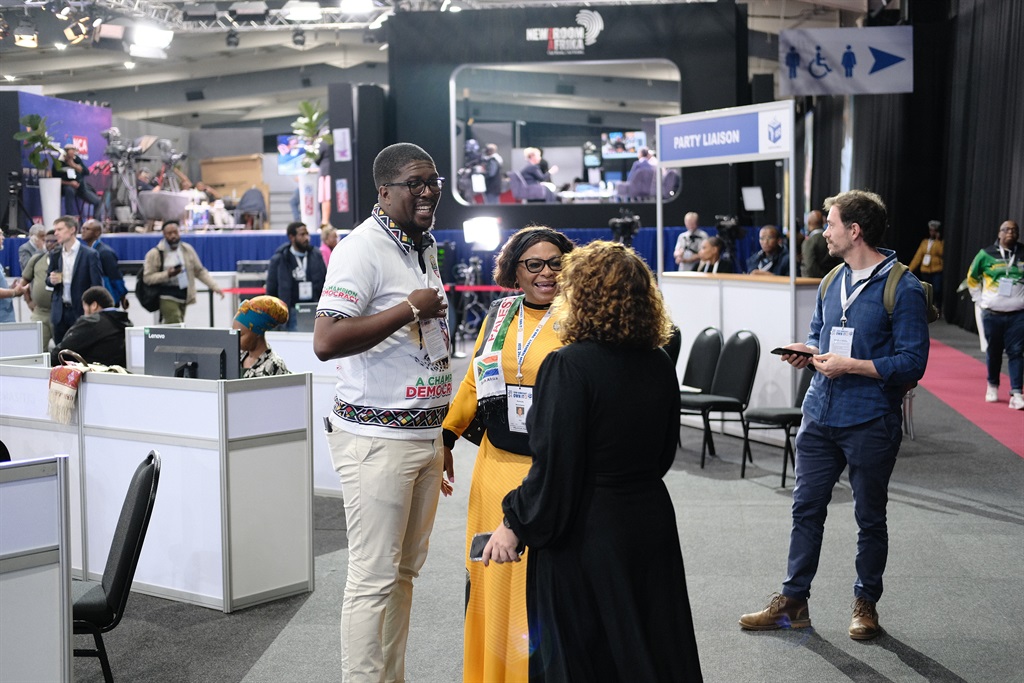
left=803, top=249, right=930, bottom=427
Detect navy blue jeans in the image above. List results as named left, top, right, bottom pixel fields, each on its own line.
left=782, top=413, right=902, bottom=603
left=981, top=308, right=1024, bottom=394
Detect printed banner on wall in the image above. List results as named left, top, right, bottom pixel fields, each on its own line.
left=779, top=26, right=913, bottom=96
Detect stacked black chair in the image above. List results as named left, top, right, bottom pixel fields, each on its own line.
left=679, top=326, right=722, bottom=395
left=679, top=330, right=760, bottom=469
left=72, top=451, right=161, bottom=682
left=741, top=368, right=814, bottom=487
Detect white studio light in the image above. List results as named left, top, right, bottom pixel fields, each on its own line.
left=64, top=16, right=90, bottom=44
left=463, top=217, right=502, bottom=252
left=340, top=0, right=374, bottom=14
left=281, top=1, right=322, bottom=22
left=127, top=43, right=167, bottom=60
left=55, top=41, right=68, bottom=50
left=132, top=23, right=174, bottom=49
left=124, top=60, right=136, bottom=69
left=13, top=19, right=38, bottom=48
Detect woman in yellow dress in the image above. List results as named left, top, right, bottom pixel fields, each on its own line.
left=442, top=226, right=574, bottom=683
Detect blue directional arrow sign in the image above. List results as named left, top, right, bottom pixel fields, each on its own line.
left=779, top=26, right=913, bottom=96
left=868, top=47, right=906, bottom=74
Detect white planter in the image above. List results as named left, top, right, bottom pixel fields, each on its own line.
left=298, top=171, right=319, bottom=228
left=38, top=177, right=63, bottom=229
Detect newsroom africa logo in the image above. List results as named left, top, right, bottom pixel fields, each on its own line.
left=525, top=9, right=604, bottom=56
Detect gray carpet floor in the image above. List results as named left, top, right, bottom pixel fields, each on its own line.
left=73, top=321, right=1024, bottom=683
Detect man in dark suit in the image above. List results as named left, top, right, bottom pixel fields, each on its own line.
left=47, top=215, right=103, bottom=344
left=266, top=221, right=326, bottom=331
left=81, top=218, right=129, bottom=308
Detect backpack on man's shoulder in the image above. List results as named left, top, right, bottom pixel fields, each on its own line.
left=820, top=261, right=940, bottom=323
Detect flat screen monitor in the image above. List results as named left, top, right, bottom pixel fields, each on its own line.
left=143, top=327, right=240, bottom=380
left=600, top=131, right=648, bottom=160
left=293, top=302, right=317, bottom=332
left=277, top=134, right=308, bottom=176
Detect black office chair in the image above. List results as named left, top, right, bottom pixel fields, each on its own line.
left=741, top=368, right=814, bottom=487
left=679, top=326, right=722, bottom=395
left=234, top=187, right=267, bottom=229
left=678, top=330, right=760, bottom=469
left=72, top=451, right=161, bottom=683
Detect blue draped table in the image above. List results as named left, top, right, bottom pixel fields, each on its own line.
left=2, top=226, right=759, bottom=279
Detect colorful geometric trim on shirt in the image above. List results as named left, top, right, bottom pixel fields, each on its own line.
left=371, top=204, right=436, bottom=254
left=315, top=310, right=351, bottom=319
left=333, top=398, right=449, bottom=429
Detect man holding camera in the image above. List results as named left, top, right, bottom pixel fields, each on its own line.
left=673, top=212, right=707, bottom=271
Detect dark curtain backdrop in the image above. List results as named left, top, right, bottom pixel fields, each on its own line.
left=943, top=0, right=1024, bottom=316
left=810, top=95, right=846, bottom=211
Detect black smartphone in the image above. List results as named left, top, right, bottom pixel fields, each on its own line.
left=469, top=532, right=492, bottom=562
left=771, top=347, right=814, bottom=359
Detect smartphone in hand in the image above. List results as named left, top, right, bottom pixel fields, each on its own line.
left=469, top=532, right=492, bottom=562
left=771, top=347, right=814, bottom=359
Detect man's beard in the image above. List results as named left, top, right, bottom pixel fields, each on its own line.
left=166, top=239, right=180, bottom=249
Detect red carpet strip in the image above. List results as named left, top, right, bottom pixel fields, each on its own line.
left=919, top=339, right=1024, bottom=457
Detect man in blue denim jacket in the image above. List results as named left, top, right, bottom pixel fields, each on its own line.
left=740, top=190, right=929, bottom=641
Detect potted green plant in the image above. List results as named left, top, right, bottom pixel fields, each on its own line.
left=14, top=113, right=62, bottom=173
left=291, top=100, right=333, bottom=169
left=14, top=113, right=64, bottom=227
left=290, top=100, right=333, bottom=225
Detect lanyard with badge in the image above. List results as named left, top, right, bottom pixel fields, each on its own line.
left=507, top=302, right=553, bottom=433
left=293, top=254, right=314, bottom=300
left=997, top=247, right=1018, bottom=297
left=416, top=257, right=449, bottom=363
left=922, top=239, right=935, bottom=267
left=832, top=261, right=892, bottom=358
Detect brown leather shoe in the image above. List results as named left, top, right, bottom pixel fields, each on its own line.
left=739, top=593, right=811, bottom=630
left=849, top=597, right=881, bottom=640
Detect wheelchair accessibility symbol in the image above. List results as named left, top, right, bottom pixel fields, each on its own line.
left=808, top=45, right=832, bottom=79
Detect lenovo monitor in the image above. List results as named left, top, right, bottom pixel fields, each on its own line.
left=143, top=327, right=241, bottom=380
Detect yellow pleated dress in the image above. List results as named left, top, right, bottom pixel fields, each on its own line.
left=443, top=302, right=562, bottom=683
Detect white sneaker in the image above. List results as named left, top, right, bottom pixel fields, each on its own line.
left=985, top=385, right=999, bottom=402
left=1010, top=394, right=1024, bottom=411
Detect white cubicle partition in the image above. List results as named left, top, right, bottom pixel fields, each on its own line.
left=0, top=321, right=43, bottom=358
left=662, top=271, right=819, bottom=444
left=0, top=456, right=72, bottom=683
left=265, top=331, right=343, bottom=498
left=0, top=364, right=314, bottom=613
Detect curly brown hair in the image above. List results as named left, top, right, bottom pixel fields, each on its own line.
left=555, top=240, right=673, bottom=349
left=492, top=225, right=575, bottom=289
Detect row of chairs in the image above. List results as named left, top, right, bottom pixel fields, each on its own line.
left=677, top=327, right=810, bottom=488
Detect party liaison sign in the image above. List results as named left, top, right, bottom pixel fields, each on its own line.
left=779, top=26, right=913, bottom=96
left=657, top=100, right=794, bottom=168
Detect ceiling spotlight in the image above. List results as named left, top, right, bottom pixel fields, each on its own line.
left=292, top=28, right=305, bottom=46
left=124, top=61, right=135, bottom=69
left=3, top=74, right=17, bottom=82
left=341, top=0, right=374, bottom=13
left=64, top=16, right=90, bottom=44
left=132, top=24, right=174, bottom=49
left=55, top=41, right=68, bottom=50
left=282, top=1, right=321, bottom=22
left=13, top=19, right=38, bottom=48
left=226, top=28, right=239, bottom=47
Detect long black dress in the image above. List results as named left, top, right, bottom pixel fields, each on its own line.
left=502, top=340, right=703, bottom=682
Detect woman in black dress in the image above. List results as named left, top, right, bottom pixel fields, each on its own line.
left=482, top=240, right=703, bottom=682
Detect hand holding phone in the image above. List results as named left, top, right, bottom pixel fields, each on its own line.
left=469, top=532, right=491, bottom=562
left=771, top=347, right=814, bottom=359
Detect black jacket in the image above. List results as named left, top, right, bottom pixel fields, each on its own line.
left=266, top=242, right=327, bottom=309
left=51, top=309, right=132, bottom=367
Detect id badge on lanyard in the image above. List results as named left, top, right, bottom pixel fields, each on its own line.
left=997, top=247, right=1017, bottom=297
left=507, top=386, right=533, bottom=433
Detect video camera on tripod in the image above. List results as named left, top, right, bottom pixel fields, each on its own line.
left=609, top=207, right=641, bottom=248
left=714, top=214, right=743, bottom=258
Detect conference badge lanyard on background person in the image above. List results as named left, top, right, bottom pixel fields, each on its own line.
left=834, top=260, right=894, bottom=358
left=474, top=296, right=520, bottom=407
left=997, top=246, right=1017, bottom=297
left=293, top=254, right=313, bottom=301
left=507, top=301, right=553, bottom=433
left=922, top=239, right=934, bottom=268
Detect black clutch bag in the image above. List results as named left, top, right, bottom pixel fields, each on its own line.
left=461, top=416, right=486, bottom=446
